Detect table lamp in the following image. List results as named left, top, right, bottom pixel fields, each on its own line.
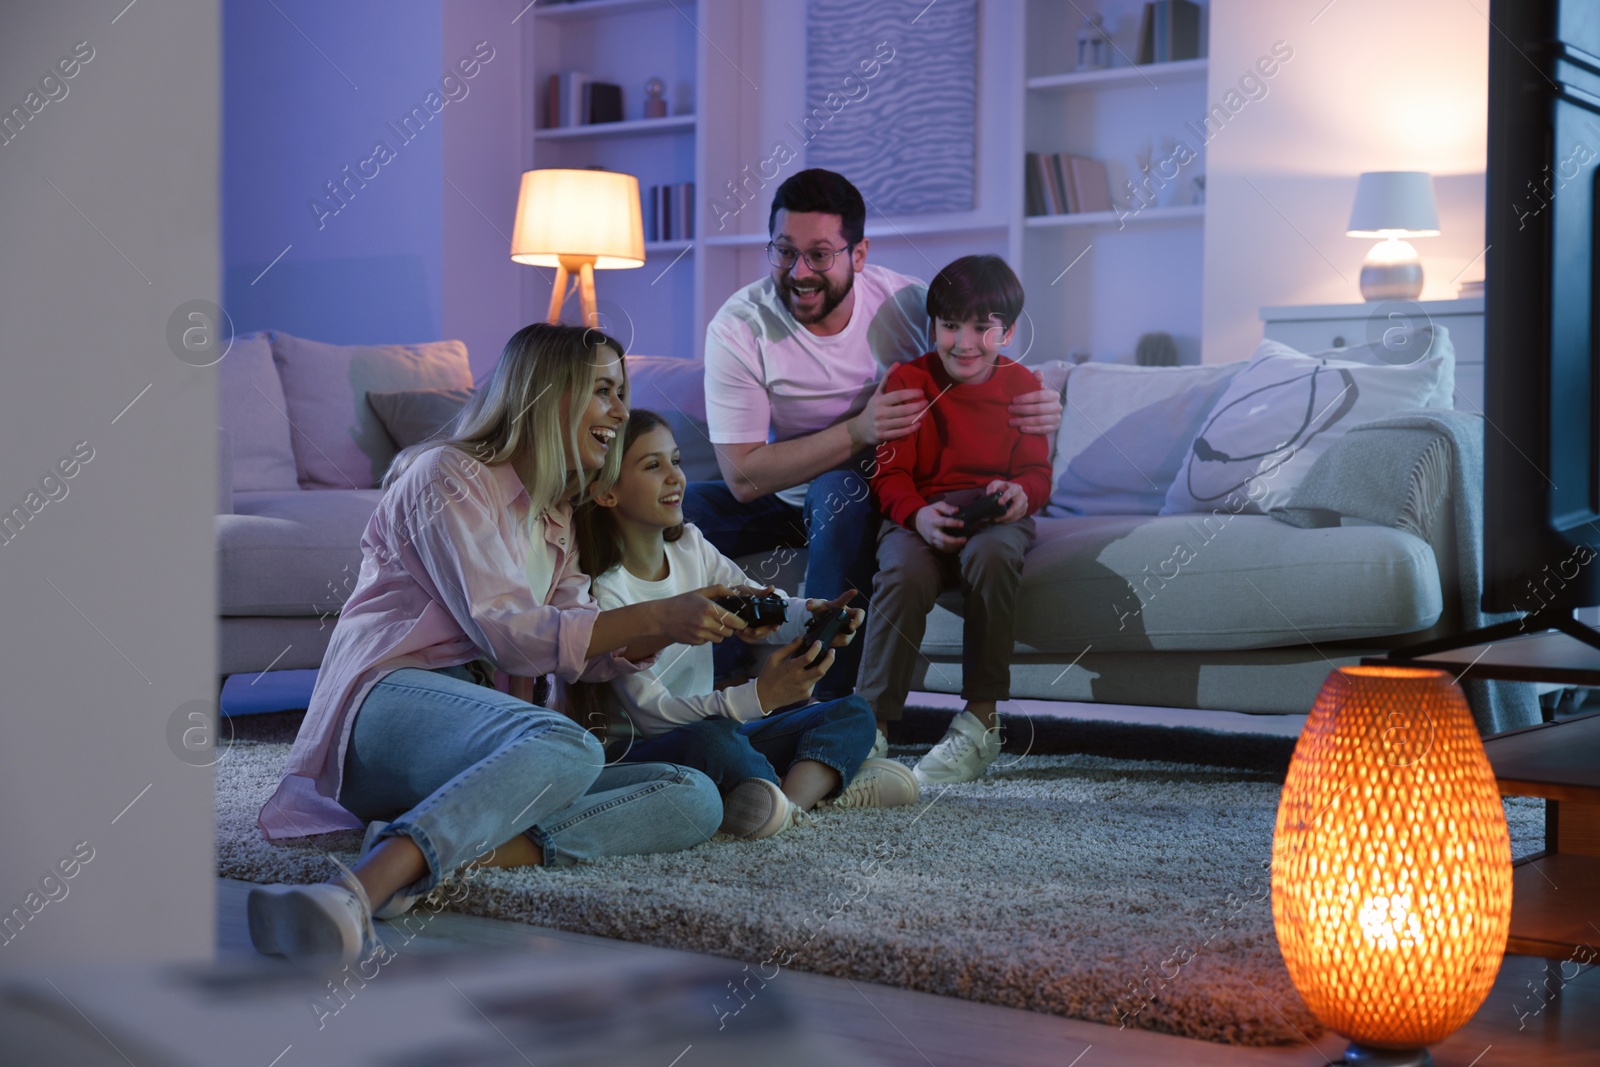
left=510, top=168, right=645, bottom=328
left=1272, top=666, right=1511, bottom=1066
left=1347, top=172, right=1440, bottom=302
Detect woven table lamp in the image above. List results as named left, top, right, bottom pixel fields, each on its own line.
left=1272, top=666, right=1511, bottom=1067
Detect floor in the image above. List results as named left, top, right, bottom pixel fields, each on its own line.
left=211, top=877, right=1599, bottom=1066
left=199, top=681, right=1597, bottom=1064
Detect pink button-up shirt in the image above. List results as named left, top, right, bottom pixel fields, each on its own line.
left=258, top=445, right=644, bottom=841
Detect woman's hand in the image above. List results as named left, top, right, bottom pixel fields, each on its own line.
left=755, top=634, right=835, bottom=712
left=802, top=589, right=865, bottom=645
left=984, top=479, right=1030, bottom=524
left=914, top=502, right=967, bottom=553
left=653, top=584, right=748, bottom=646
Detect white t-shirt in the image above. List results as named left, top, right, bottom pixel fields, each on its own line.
left=704, top=263, right=929, bottom=507
left=588, top=524, right=811, bottom=738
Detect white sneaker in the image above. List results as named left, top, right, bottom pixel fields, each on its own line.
left=721, top=778, right=807, bottom=839
left=834, top=758, right=919, bottom=809
left=869, top=729, right=889, bottom=759
left=360, top=820, right=420, bottom=920
left=913, top=711, right=1003, bottom=784
left=248, top=878, right=380, bottom=964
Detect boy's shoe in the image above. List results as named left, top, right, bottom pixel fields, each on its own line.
left=360, top=820, right=420, bottom=920
left=247, top=878, right=380, bottom=964
left=869, top=729, right=889, bottom=759
left=913, top=711, right=1003, bottom=785
left=833, top=758, right=919, bottom=809
left=721, top=778, right=806, bottom=839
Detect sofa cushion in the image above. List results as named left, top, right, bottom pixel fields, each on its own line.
left=368, top=387, right=475, bottom=450
left=269, top=332, right=473, bottom=490
left=1260, top=322, right=1456, bottom=409
left=624, top=354, right=720, bottom=483
left=1161, top=345, right=1446, bottom=516
left=218, top=489, right=381, bottom=615
left=921, top=513, right=1441, bottom=655
left=218, top=332, right=300, bottom=492
left=1048, top=362, right=1242, bottom=517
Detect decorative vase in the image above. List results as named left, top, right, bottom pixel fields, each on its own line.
left=1272, top=666, right=1512, bottom=1066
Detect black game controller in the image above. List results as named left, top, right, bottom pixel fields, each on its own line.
left=712, top=593, right=789, bottom=629
left=792, top=607, right=850, bottom=670
left=953, top=490, right=1007, bottom=532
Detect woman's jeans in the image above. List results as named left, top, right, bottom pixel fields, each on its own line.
left=614, top=695, right=876, bottom=795
left=339, top=664, right=722, bottom=900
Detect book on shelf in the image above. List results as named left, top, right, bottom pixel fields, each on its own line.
left=648, top=182, right=696, bottom=242
left=584, top=81, right=623, bottom=124
left=542, top=72, right=625, bottom=127
left=1136, top=1, right=1202, bottom=65
left=1024, top=152, right=1110, bottom=216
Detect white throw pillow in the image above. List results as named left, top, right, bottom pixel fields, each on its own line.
left=1256, top=321, right=1455, bottom=409
left=1049, top=362, right=1244, bottom=516
left=1160, top=346, right=1445, bottom=515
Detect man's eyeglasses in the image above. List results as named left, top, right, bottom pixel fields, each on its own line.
left=766, top=241, right=854, bottom=273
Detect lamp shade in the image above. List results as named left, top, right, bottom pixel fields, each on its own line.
left=510, top=169, right=645, bottom=269
left=1272, top=666, right=1511, bottom=1055
left=1346, top=172, right=1440, bottom=236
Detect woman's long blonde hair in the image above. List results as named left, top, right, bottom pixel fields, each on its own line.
left=383, top=323, right=628, bottom=514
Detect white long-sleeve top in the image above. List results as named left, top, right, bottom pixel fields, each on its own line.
left=588, top=523, right=810, bottom=738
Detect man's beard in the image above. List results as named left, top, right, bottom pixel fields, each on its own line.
left=779, top=269, right=853, bottom=325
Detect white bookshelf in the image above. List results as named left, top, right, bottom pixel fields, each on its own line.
left=532, top=114, right=697, bottom=141
left=1021, top=0, right=1210, bottom=365
left=523, top=0, right=1209, bottom=365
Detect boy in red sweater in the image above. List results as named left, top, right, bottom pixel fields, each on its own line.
left=858, top=255, right=1052, bottom=784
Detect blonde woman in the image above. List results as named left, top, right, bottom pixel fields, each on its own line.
left=250, top=323, right=741, bottom=963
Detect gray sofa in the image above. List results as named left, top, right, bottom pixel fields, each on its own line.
left=217, top=343, right=1460, bottom=717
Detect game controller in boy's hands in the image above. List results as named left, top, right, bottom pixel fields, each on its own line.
left=953, top=490, right=1007, bottom=532
left=711, top=592, right=788, bottom=629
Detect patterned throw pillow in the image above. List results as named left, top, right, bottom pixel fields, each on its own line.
left=1160, top=346, right=1445, bottom=516
left=1047, top=362, right=1244, bottom=516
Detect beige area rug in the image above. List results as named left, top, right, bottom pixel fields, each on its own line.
left=216, top=715, right=1545, bottom=1048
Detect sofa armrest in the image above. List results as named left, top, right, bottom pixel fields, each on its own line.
left=1271, top=426, right=1451, bottom=539
left=217, top=425, right=234, bottom=515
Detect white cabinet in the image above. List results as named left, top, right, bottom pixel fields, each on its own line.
left=1259, top=297, right=1485, bottom=411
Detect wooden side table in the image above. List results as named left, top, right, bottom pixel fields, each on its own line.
left=1482, top=710, right=1600, bottom=958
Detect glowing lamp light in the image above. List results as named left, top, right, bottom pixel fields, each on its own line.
left=1346, top=171, right=1440, bottom=302
left=510, top=168, right=645, bottom=328
left=1272, top=666, right=1512, bottom=1067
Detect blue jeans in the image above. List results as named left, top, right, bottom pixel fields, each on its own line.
left=339, top=664, right=722, bottom=898
left=684, top=454, right=879, bottom=700
left=614, top=695, right=876, bottom=795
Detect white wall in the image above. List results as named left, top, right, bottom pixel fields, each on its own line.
left=443, top=0, right=530, bottom=382
left=1201, top=0, right=1487, bottom=362
left=0, top=2, right=218, bottom=965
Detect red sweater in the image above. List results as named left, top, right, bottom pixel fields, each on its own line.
left=871, top=353, right=1054, bottom=529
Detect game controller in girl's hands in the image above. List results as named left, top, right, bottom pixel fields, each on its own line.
left=792, top=607, right=849, bottom=670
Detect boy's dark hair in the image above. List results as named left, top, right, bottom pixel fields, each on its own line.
left=768, top=169, right=866, bottom=245
left=926, top=254, right=1026, bottom=331
left=572, top=408, right=685, bottom=582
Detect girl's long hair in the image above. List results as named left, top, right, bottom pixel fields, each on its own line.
left=572, top=408, right=685, bottom=581
left=383, top=322, right=628, bottom=515
left=562, top=408, right=686, bottom=742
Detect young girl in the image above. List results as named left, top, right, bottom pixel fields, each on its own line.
left=249, top=324, right=742, bottom=964
left=572, top=409, right=919, bottom=839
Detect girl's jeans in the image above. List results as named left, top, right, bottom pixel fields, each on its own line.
left=340, top=664, right=722, bottom=900
left=614, top=695, right=876, bottom=795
